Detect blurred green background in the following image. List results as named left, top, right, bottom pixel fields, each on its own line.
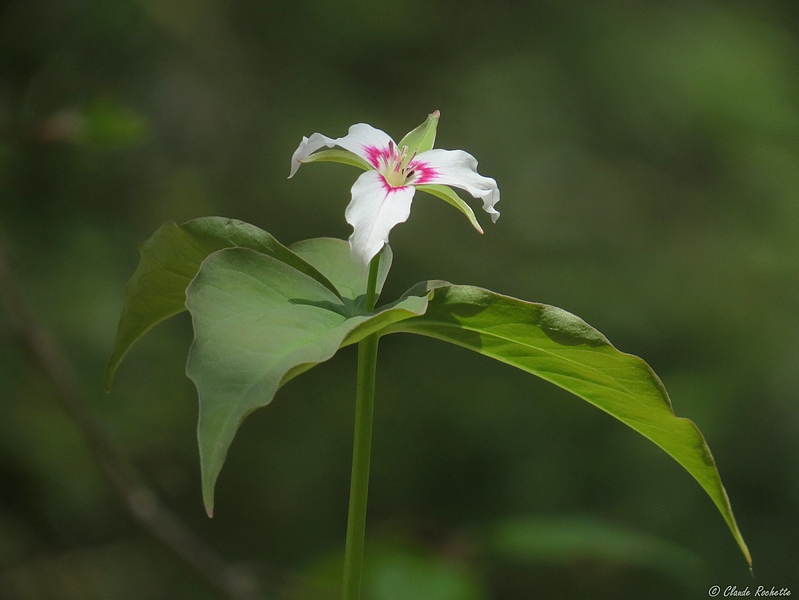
left=1, top=0, right=798, bottom=598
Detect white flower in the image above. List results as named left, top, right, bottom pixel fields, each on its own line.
left=289, top=111, right=500, bottom=266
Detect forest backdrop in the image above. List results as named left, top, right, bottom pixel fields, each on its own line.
left=1, top=1, right=798, bottom=598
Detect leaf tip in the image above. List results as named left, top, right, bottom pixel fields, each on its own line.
left=201, top=470, right=216, bottom=517
left=102, top=363, right=117, bottom=394
left=203, top=488, right=215, bottom=517
left=742, top=542, right=753, bottom=569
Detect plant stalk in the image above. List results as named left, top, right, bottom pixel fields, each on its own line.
left=341, top=253, right=381, bottom=600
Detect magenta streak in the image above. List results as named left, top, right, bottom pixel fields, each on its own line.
left=407, top=160, right=440, bottom=185
left=363, top=144, right=390, bottom=169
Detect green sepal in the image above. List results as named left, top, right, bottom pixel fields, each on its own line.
left=416, top=184, right=484, bottom=234
left=383, top=283, right=751, bottom=566
left=103, top=217, right=338, bottom=392
left=297, top=149, right=371, bottom=171
left=398, top=110, right=440, bottom=160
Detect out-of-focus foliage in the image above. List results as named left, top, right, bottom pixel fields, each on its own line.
left=1, top=0, right=798, bottom=598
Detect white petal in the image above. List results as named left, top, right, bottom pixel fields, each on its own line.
left=412, top=149, right=500, bottom=222
left=345, top=170, right=416, bottom=266
left=333, top=123, right=394, bottom=168
left=289, top=132, right=334, bottom=178
left=289, top=123, right=395, bottom=178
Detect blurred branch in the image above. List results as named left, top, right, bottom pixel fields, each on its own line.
left=0, top=229, right=264, bottom=600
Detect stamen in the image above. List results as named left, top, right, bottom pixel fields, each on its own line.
left=377, top=140, right=418, bottom=186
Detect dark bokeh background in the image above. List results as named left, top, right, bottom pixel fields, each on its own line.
left=1, top=1, right=797, bottom=598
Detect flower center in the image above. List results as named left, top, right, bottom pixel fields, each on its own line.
left=379, top=141, right=417, bottom=188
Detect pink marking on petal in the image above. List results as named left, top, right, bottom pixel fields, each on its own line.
left=407, top=159, right=440, bottom=185
left=363, top=145, right=387, bottom=169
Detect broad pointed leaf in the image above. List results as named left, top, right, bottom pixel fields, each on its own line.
left=383, top=284, right=751, bottom=565
left=104, top=217, right=338, bottom=391
left=185, top=247, right=430, bottom=515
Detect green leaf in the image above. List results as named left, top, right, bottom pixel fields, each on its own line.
left=285, top=537, right=486, bottom=600
left=296, top=149, right=371, bottom=171
left=487, top=516, right=704, bottom=586
left=104, top=217, right=338, bottom=391
left=291, top=238, right=393, bottom=314
left=398, top=111, right=440, bottom=158
left=365, top=544, right=485, bottom=600
left=80, top=97, right=150, bottom=149
left=416, top=184, right=484, bottom=234
left=384, top=284, right=751, bottom=566
left=185, top=247, right=431, bottom=516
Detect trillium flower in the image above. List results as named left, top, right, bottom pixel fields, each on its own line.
left=289, top=111, right=500, bottom=266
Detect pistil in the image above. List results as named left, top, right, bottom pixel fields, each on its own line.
left=380, top=143, right=416, bottom=187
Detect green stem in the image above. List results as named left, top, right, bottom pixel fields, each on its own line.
left=342, top=253, right=381, bottom=600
